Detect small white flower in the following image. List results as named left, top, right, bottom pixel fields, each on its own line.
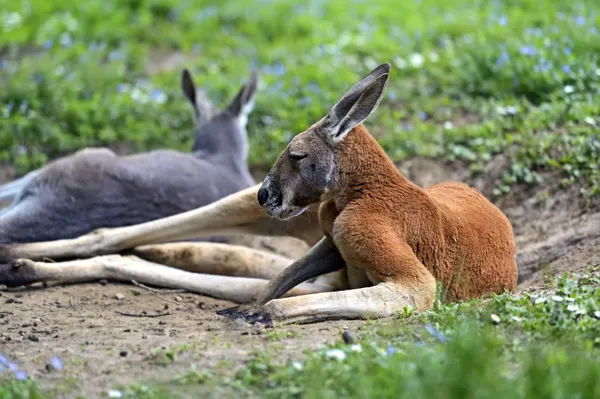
left=506, top=105, right=518, bottom=115
left=325, top=349, right=346, bottom=361
left=576, top=308, right=587, bottom=315
left=567, top=304, right=579, bottom=312
left=107, top=390, right=123, bottom=398
left=291, top=361, right=304, bottom=371
left=565, top=297, right=575, bottom=302
left=510, top=315, right=523, bottom=322
left=497, top=106, right=507, bottom=116
left=350, top=344, right=362, bottom=353
left=409, top=53, right=424, bottom=68
left=364, top=57, right=378, bottom=71
left=53, top=65, right=67, bottom=77
left=534, top=297, right=546, bottom=304
left=584, top=117, right=596, bottom=126
left=130, top=87, right=150, bottom=104
left=595, top=68, right=600, bottom=76
left=2, top=12, right=23, bottom=31
left=443, top=121, right=453, bottom=130
left=564, top=85, right=575, bottom=94
left=551, top=295, right=563, bottom=302
left=491, top=314, right=501, bottom=324
left=594, top=311, right=600, bottom=319
left=394, top=57, right=407, bottom=69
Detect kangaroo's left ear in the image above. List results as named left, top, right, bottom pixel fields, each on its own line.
left=326, top=63, right=390, bottom=144
left=226, top=69, right=260, bottom=124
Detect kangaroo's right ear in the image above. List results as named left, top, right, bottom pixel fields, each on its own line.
left=226, top=70, right=260, bottom=126
left=325, top=63, right=390, bottom=145
left=181, top=68, right=215, bottom=125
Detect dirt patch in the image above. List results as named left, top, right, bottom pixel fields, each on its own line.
left=0, top=282, right=363, bottom=397
left=1, top=156, right=599, bottom=397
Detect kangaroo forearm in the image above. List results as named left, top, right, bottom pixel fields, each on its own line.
left=253, top=237, right=345, bottom=305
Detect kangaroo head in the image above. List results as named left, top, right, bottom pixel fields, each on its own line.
left=258, top=63, right=390, bottom=220
left=181, top=68, right=259, bottom=161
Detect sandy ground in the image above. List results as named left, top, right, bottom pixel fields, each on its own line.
left=1, top=156, right=599, bottom=398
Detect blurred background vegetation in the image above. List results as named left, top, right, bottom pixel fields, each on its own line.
left=1, top=0, right=599, bottom=195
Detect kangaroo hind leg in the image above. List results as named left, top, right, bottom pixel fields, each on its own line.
left=0, top=255, right=330, bottom=304
left=218, top=221, right=438, bottom=325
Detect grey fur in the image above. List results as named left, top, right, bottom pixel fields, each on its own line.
left=0, top=68, right=259, bottom=244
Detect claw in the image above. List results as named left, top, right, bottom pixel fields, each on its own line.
left=0, top=259, right=40, bottom=287
left=216, top=305, right=245, bottom=318
left=216, top=304, right=273, bottom=326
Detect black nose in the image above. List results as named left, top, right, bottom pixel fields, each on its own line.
left=257, top=187, right=269, bottom=206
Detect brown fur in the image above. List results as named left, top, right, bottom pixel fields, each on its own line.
left=326, top=124, right=516, bottom=305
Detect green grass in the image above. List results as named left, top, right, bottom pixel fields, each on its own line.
left=229, top=269, right=600, bottom=398
left=1, top=0, right=600, bottom=195
left=0, top=379, right=47, bottom=399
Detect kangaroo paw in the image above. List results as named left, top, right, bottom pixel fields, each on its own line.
left=0, top=259, right=41, bottom=287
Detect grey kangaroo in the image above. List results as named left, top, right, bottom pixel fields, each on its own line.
left=0, top=68, right=259, bottom=244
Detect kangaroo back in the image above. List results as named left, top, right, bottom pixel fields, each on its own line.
left=0, top=68, right=259, bottom=244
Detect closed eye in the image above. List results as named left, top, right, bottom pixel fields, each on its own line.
left=289, top=153, right=308, bottom=161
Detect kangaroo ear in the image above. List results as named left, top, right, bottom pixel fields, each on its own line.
left=226, top=70, right=260, bottom=126
left=326, top=63, right=390, bottom=144
left=181, top=68, right=215, bottom=125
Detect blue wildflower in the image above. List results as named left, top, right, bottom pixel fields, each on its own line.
left=195, top=6, right=218, bottom=22
left=386, top=345, right=397, bottom=356
left=557, top=11, right=565, bottom=20
left=8, top=363, right=17, bottom=372
left=307, top=82, right=321, bottom=93
left=50, top=356, right=63, bottom=371
left=0, top=59, right=7, bottom=70
left=89, top=41, right=103, bottom=52
left=498, top=16, right=507, bottom=26
left=419, top=111, right=427, bottom=121
left=563, top=65, right=571, bottom=73
left=405, top=122, right=413, bottom=131
left=591, top=27, right=598, bottom=35
left=0, top=354, right=8, bottom=364
left=116, top=84, right=128, bottom=94
left=59, top=32, right=73, bottom=47
left=575, top=16, right=585, bottom=25
left=519, top=45, right=536, bottom=56
left=564, top=47, right=572, bottom=55
left=14, top=370, right=27, bottom=381
left=108, top=50, right=123, bottom=62
left=44, top=39, right=53, bottom=50
left=149, top=89, right=167, bottom=104
left=496, top=51, right=510, bottom=66
left=425, top=324, right=448, bottom=342
left=272, top=63, right=286, bottom=76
